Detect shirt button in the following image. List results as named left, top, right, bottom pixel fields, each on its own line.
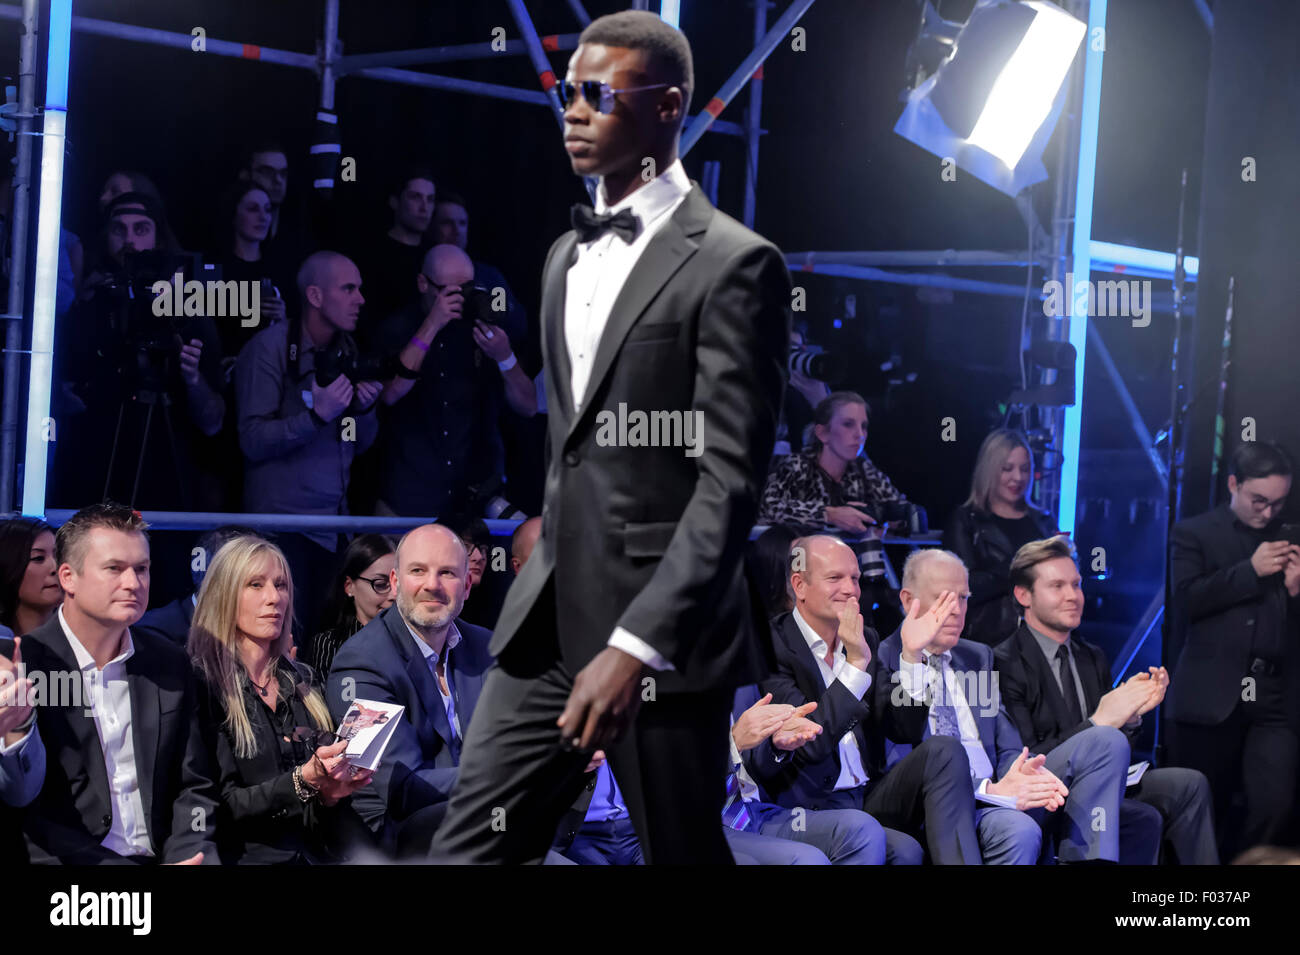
left=101, top=814, right=112, bottom=827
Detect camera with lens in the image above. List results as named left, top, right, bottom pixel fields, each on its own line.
left=457, top=475, right=527, bottom=522
left=458, top=283, right=497, bottom=324
left=866, top=500, right=929, bottom=536
left=92, top=249, right=203, bottom=397
left=788, top=343, right=845, bottom=382
left=313, top=335, right=390, bottom=388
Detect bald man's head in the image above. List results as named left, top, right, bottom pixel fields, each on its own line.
left=296, top=250, right=364, bottom=333
left=416, top=244, right=474, bottom=311
left=791, top=534, right=861, bottom=633
left=393, top=524, right=469, bottom=634
left=898, top=548, right=970, bottom=652
left=510, top=517, right=542, bottom=575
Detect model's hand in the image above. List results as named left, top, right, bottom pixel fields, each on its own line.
left=557, top=646, right=645, bottom=752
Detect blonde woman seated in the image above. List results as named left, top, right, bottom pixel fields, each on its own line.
left=189, top=535, right=375, bottom=864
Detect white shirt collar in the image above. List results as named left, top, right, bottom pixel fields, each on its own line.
left=594, top=158, right=692, bottom=219
left=405, top=616, right=462, bottom=665
left=793, top=607, right=841, bottom=663
left=58, top=605, right=134, bottom=672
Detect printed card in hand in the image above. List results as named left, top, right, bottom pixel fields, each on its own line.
left=335, top=699, right=404, bottom=771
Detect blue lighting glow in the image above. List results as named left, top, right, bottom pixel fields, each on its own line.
left=660, top=0, right=680, bottom=29
left=21, top=0, right=72, bottom=516
left=1057, top=0, right=1107, bottom=538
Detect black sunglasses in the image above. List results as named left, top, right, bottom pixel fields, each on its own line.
left=558, top=80, right=671, bottom=114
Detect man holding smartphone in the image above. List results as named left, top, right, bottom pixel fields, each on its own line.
left=1168, top=441, right=1300, bottom=857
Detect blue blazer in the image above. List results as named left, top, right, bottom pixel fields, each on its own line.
left=325, top=605, right=493, bottom=831
left=877, top=631, right=1024, bottom=783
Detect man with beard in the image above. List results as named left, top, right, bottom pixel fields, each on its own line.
left=325, top=524, right=494, bottom=857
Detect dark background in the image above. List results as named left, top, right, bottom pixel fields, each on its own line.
left=9, top=0, right=1293, bottom=743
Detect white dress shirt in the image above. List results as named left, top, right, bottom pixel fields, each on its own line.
left=897, top=648, right=996, bottom=793
left=792, top=608, right=872, bottom=790
left=727, top=718, right=763, bottom=804
left=408, top=619, right=462, bottom=741
left=58, top=607, right=153, bottom=857
left=565, top=159, right=694, bottom=673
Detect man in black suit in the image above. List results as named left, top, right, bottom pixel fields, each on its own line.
left=752, top=535, right=984, bottom=864
left=327, top=524, right=494, bottom=858
left=434, top=11, right=788, bottom=864
left=994, top=536, right=1218, bottom=863
left=1167, top=441, right=1300, bottom=854
left=2, top=503, right=218, bottom=864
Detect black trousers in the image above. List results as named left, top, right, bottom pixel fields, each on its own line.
left=432, top=634, right=735, bottom=864
left=1170, top=667, right=1298, bottom=858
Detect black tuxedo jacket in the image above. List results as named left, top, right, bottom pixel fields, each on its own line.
left=993, top=620, right=1138, bottom=754
left=752, top=611, right=928, bottom=810
left=5, top=614, right=220, bottom=864
left=491, top=184, right=790, bottom=693
left=1167, top=505, right=1300, bottom=728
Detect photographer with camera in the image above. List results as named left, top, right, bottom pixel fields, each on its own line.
left=372, top=244, right=536, bottom=519
left=235, top=251, right=381, bottom=636
left=51, top=191, right=225, bottom=511
left=779, top=327, right=832, bottom=455
left=759, top=391, right=921, bottom=630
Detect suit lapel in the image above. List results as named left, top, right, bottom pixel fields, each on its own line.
left=388, top=614, right=454, bottom=753
left=563, top=185, right=712, bottom=447
left=33, top=619, right=113, bottom=821
left=1017, top=624, right=1073, bottom=731
left=125, top=646, right=159, bottom=836
left=542, top=232, right=578, bottom=425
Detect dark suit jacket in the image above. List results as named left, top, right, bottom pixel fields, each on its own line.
left=943, top=504, right=1057, bottom=643
left=878, top=632, right=1022, bottom=781
left=751, top=611, right=928, bottom=810
left=492, top=184, right=790, bottom=693
left=133, top=595, right=195, bottom=647
left=3, top=614, right=219, bottom=864
left=325, top=605, right=493, bottom=830
left=1167, top=504, right=1300, bottom=728
left=993, top=620, right=1139, bottom=754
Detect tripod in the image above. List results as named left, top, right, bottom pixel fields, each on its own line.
left=100, top=383, right=192, bottom=512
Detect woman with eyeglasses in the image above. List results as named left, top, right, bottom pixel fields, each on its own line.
left=303, top=534, right=396, bottom=677
left=189, top=535, right=375, bottom=864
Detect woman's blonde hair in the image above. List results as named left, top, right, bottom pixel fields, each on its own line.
left=965, top=429, right=1035, bottom=513
left=187, top=535, right=333, bottom=758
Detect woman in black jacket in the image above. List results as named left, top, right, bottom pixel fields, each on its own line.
left=189, top=535, right=375, bottom=864
left=944, top=429, right=1059, bottom=644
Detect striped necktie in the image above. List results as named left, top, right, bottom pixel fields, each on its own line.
left=721, top=763, right=754, bottom=832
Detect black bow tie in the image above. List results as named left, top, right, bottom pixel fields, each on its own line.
left=571, top=204, right=641, bottom=244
